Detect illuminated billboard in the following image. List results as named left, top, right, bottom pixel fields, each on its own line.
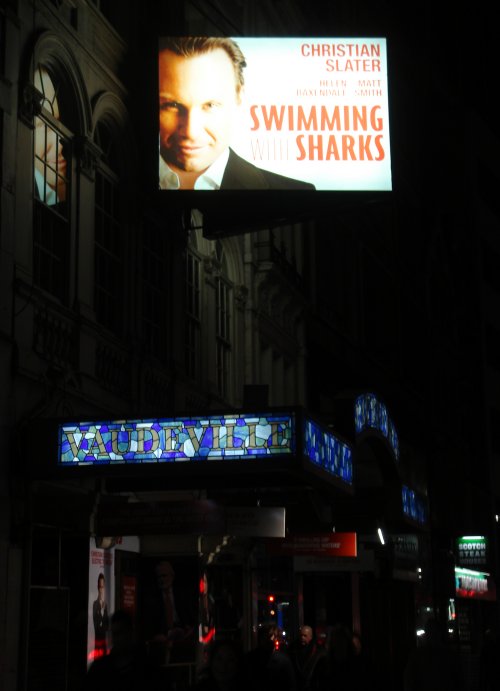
left=158, top=37, right=392, bottom=192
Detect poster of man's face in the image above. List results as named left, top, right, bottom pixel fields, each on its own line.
left=138, top=556, right=198, bottom=664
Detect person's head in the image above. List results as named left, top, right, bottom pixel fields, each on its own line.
left=33, top=65, right=67, bottom=201
left=208, top=639, right=243, bottom=687
left=258, top=623, right=281, bottom=651
left=299, top=625, right=314, bottom=647
left=97, top=573, right=105, bottom=598
left=155, top=560, right=175, bottom=590
left=328, top=624, right=354, bottom=662
left=158, top=37, right=247, bottom=180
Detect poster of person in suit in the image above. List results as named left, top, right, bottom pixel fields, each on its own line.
left=158, top=37, right=315, bottom=191
left=139, top=557, right=198, bottom=666
left=87, top=540, right=114, bottom=666
left=92, top=572, right=109, bottom=656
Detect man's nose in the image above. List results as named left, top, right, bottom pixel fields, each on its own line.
left=181, top=109, right=205, bottom=138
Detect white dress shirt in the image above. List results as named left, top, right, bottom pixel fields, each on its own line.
left=159, top=148, right=229, bottom=190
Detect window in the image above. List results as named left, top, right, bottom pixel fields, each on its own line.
left=33, top=65, right=70, bottom=302
left=215, top=241, right=231, bottom=397
left=142, top=221, right=168, bottom=358
left=34, top=66, right=69, bottom=207
left=94, top=122, right=123, bottom=334
left=185, top=250, right=201, bottom=378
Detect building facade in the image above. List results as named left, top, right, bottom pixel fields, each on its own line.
left=1, top=1, right=499, bottom=690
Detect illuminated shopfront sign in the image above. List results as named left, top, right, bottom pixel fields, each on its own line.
left=455, top=567, right=495, bottom=600
left=456, top=535, right=487, bottom=568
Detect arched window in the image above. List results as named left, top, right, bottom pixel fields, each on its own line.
left=34, top=66, right=68, bottom=206
left=33, top=64, right=71, bottom=301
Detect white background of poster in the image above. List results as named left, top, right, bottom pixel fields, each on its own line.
left=230, top=37, right=392, bottom=191
left=87, top=540, right=115, bottom=668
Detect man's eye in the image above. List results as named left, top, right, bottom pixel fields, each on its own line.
left=160, top=101, right=180, bottom=111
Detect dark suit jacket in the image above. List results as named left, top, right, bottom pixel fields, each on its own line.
left=92, top=599, right=109, bottom=644
left=221, top=149, right=315, bottom=190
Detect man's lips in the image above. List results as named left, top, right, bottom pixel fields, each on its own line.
left=178, top=145, right=205, bottom=155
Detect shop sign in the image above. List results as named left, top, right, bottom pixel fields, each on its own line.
left=120, top=575, right=137, bottom=616
left=393, top=534, right=418, bottom=561
left=455, top=567, right=496, bottom=601
left=96, top=500, right=285, bottom=537
left=96, top=500, right=226, bottom=535
left=266, top=532, right=357, bottom=557
left=226, top=507, right=286, bottom=537
left=456, top=535, right=487, bottom=568
left=293, top=543, right=372, bottom=572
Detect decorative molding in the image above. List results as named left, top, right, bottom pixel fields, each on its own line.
left=95, top=341, right=131, bottom=396
left=19, top=83, right=44, bottom=128
left=75, top=135, right=102, bottom=180
left=234, top=284, right=248, bottom=310
left=33, top=307, right=78, bottom=370
left=203, top=254, right=222, bottom=279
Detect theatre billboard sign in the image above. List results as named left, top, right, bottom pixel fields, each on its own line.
left=158, top=37, right=392, bottom=192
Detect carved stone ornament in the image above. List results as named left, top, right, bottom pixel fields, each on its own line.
left=75, top=135, right=103, bottom=180
left=203, top=254, right=222, bottom=278
left=19, top=83, right=44, bottom=127
left=235, top=284, right=248, bottom=309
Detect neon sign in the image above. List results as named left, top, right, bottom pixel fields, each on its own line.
left=402, top=485, right=427, bottom=525
left=304, top=418, right=353, bottom=484
left=354, top=392, right=399, bottom=461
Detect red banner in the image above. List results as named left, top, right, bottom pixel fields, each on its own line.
left=266, top=532, right=357, bottom=557
left=120, top=575, right=137, bottom=615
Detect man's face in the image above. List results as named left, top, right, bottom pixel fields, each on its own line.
left=159, top=48, right=241, bottom=175
left=300, top=627, right=313, bottom=646
left=156, top=561, right=175, bottom=590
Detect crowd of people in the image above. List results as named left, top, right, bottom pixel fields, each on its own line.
left=85, top=617, right=379, bottom=691
left=187, top=622, right=377, bottom=691
left=83, top=589, right=500, bottom=691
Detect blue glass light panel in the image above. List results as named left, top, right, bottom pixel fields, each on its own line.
left=354, top=393, right=399, bottom=461
left=402, top=485, right=427, bottom=525
left=58, top=413, right=295, bottom=466
left=304, top=418, right=353, bottom=484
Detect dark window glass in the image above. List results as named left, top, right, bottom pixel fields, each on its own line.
left=94, top=123, right=123, bottom=334
left=142, top=222, right=168, bottom=358
left=185, top=251, right=201, bottom=379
